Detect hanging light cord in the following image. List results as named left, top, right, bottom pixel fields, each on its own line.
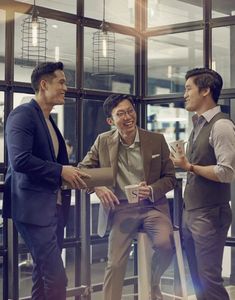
left=103, top=0, right=106, bottom=22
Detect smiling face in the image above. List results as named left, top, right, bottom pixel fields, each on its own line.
left=41, top=69, right=67, bottom=106
left=184, top=76, right=210, bottom=114
left=107, top=99, right=137, bottom=139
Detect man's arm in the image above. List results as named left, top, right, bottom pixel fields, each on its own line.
left=79, top=135, right=119, bottom=208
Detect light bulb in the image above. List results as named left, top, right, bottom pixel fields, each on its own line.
left=55, top=46, right=60, bottom=61
left=102, top=35, right=107, bottom=58
left=32, top=20, right=38, bottom=47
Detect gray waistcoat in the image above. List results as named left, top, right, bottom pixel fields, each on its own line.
left=184, top=112, right=230, bottom=210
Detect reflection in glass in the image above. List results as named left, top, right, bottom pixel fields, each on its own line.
left=85, top=0, right=135, bottom=27
left=147, top=31, right=203, bottom=95
left=0, top=10, right=5, bottom=80
left=212, top=2, right=235, bottom=18
left=147, top=102, right=193, bottom=144
left=84, top=28, right=135, bottom=93
left=14, top=0, right=77, bottom=14
left=14, top=13, right=76, bottom=87
left=212, top=26, right=235, bottom=89
left=147, top=0, right=203, bottom=27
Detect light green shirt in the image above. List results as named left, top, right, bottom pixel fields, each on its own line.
left=114, top=130, right=144, bottom=199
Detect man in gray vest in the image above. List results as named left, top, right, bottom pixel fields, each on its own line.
left=171, top=68, right=235, bottom=300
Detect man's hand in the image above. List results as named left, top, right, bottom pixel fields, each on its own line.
left=94, top=186, right=119, bottom=209
left=61, top=166, right=91, bottom=189
left=138, top=181, right=151, bottom=201
left=170, top=153, right=191, bottom=171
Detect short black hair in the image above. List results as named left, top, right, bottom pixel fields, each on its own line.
left=31, top=61, right=64, bottom=92
left=103, top=94, right=135, bottom=118
left=185, top=68, right=223, bottom=103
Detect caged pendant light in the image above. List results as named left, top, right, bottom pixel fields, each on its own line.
left=92, top=0, right=116, bottom=76
left=21, top=0, right=47, bottom=67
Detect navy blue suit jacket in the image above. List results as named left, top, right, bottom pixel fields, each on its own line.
left=3, top=99, right=71, bottom=227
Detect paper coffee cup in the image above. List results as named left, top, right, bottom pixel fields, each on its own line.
left=169, top=140, right=186, bottom=159
left=124, top=184, right=139, bottom=203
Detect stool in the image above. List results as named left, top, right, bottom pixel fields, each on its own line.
left=137, top=226, right=188, bottom=300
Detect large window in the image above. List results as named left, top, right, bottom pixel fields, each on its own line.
left=14, top=14, right=76, bottom=87
left=147, top=30, right=203, bottom=96
left=15, top=0, right=77, bottom=14
left=85, top=0, right=135, bottom=27
left=212, top=1, right=235, bottom=18
left=147, top=0, right=203, bottom=27
left=84, top=28, right=135, bottom=93
left=212, top=26, right=235, bottom=89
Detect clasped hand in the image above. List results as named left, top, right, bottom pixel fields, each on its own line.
left=61, top=166, right=91, bottom=189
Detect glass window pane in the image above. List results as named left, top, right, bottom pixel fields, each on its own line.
left=14, top=13, right=76, bottom=87
left=83, top=99, right=110, bottom=156
left=212, top=26, right=235, bottom=89
left=85, top=0, right=135, bottom=27
left=0, top=92, right=4, bottom=163
left=147, top=30, right=203, bottom=96
left=147, top=0, right=203, bottom=27
left=147, top=102, right=193, bottom=144
left=84, top=28, right=135, bottom=93
left=15, top=0, right=77, bottom=14
left=212, top=2, right=235, bottom=18
left=0, top=10, right=5, bottom=80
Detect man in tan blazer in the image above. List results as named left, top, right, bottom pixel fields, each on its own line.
left=80, top=94, right=176, bottom=300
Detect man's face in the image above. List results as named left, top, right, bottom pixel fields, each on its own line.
left=43, top=70, right=67, bottom=105
left=108, top=99, right=137, bottom=136
left=184, top=77, right=205, bottom=112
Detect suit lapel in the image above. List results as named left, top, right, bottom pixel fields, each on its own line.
left=139, top=128, right=152, bottom=181
left=107, top=130, right=119, bottom=185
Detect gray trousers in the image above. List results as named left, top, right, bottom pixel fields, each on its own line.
left=182, top=203, right=232, bottom=300
left=103, top=203, right=174, bottom=300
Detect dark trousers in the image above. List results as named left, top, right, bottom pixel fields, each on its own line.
left=182, top=204, right=232, bottom=300
left=15, top=205, right=67, bottom=300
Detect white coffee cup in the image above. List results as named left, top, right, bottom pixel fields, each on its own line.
left=169, top=140, right=186, bottom=159
left=124, top=184, right=139, bottom=203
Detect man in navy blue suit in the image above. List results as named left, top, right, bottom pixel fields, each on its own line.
left=3, top=61, right=89, bottom=300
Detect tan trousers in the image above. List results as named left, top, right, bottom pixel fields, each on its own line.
left=103, top=203, right=174, bottom=300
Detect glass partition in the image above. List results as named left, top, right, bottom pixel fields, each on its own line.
left=14, top=0, right=77, bottom=14
left=147, top=30, right=203, bottom=96
left=0, top=10, right=5, bottom=80
left=14, top=13, right=76, bottom=87
left=147, top=0, right=203, bottom=27
left=212, top=26, right=235, bottom=89
left=212, top=1, right=235, bottom=18
left=85, top=0, right=135, bottom=27
left=147, top=101, right=193, bottom=144
left=84, top=28, right=135, bottom=93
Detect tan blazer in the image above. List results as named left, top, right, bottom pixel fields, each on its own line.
left=80, top=127, right=176, bottom=237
